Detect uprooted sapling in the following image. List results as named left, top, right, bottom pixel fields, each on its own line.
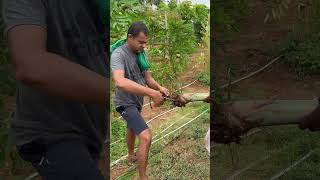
left=166, top=93, right=211, bottom=107
left=170, top=93, right=190, bottom=107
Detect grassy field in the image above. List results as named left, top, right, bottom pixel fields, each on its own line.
left=112, top=103, right=210, bottom=180
left=214, top=125, right=320, bottom=180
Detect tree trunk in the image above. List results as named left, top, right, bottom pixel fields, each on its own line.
left=231, top=99, right=318, bottom=127
left=183, top=93, right=210, bottom=102
left=212, top=98, right=319, bottom=144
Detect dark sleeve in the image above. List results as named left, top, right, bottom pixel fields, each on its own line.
left=2, top=0, right=46, bottom=36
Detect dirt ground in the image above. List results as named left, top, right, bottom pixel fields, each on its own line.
left=214, top=0, right=320, bottom=100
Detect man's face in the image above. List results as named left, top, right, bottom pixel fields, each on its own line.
left=128, top=32, right=148, bottom=53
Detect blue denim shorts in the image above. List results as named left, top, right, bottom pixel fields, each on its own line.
left=116, top=106, right=148, bottom=135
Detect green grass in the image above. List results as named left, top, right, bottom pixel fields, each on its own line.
left=110, top=104, right=207, bottom=161
left=213, top=74, right=320, bottom=179
left=196, top=71, right=210, bottom=86
left=111, top=117, right=126, bottom=142
left=148, top=107, right=209, bottom=180
left=213, top=125, right=320, bottom=180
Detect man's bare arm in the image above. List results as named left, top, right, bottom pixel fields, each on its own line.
left=112, top=69, right=163, bottom=107
left=145, top=70, right=169, bottom=96
left=8, top=25, right=108, bottom=105
left=144, top=70, right=161, bottom=90
left=112, top=70, right=157, bottom=97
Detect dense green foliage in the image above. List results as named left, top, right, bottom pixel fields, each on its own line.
left=111, top=0, right=209, bottom=89
left=266, top=0, right=320, bottom=76
left=283, top=34, right=320, bottom=76
left=212, top=0, right=249, bottom=34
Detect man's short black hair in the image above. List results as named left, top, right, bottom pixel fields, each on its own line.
left=127, top=21, right=148, bottom=37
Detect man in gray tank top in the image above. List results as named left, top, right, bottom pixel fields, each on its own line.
left=111, top=22, right=169, bottom=180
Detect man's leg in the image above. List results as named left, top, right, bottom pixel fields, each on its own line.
left=119, top=106, right=150, bottom=179
left=137, top=128, right=152, bottom=180
left=127, top=128, right=136, bottom=162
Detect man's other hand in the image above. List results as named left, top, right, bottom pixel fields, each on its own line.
left=159, top=86, right=170, bottom=97
left=299, top=105, right=320, bottom=131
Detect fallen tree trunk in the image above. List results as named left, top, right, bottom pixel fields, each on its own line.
left=232, top=99, right=318, bottom=126
left=213, top=98, right=319, bottom=144
left=182, top=93, right=210, bottom=102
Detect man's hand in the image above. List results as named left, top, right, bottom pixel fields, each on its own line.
left=299, top=104, right=320, bottom=131
left=159, top=86, right=170, bottom=97
left=151, top=91, right=164, bottom=108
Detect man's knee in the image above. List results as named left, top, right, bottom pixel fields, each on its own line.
left=139, top=129, right=152, bottom=144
